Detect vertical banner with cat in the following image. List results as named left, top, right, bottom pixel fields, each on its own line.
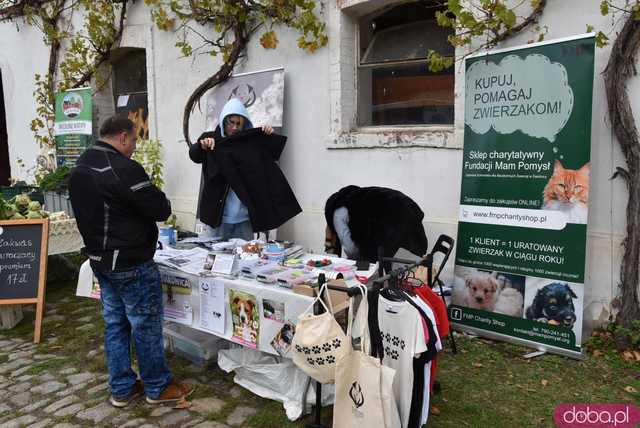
left=451, top=34, right=595, bottom=359
left=54, top=87, right=93, bottom=167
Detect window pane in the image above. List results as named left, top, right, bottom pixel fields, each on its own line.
left=358, top=63, right=454, bottom=126
left=113, top=49, right=147, bottom=95
left=361, top=20, right=453, bottom=64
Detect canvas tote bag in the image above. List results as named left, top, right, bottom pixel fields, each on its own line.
left=333, top=284, right=401, bottom=428
left=291, top=283, right=350, bottom=384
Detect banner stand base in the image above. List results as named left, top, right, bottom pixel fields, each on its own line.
left=523, top=350, right=547, bottom=359
left=452, top=323, right=584, bottom=360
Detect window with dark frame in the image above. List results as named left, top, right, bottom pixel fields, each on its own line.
left=357, top=1, right=455, bottom=127
left=112, top=49, right=149, bottom=139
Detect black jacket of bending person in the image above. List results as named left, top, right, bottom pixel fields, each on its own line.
left=69, top=141, right=172, bottom=272
left=190, top=127, right=301, bottom=232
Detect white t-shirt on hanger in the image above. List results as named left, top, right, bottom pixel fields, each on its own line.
left=378, top=296, right=428, bottom=428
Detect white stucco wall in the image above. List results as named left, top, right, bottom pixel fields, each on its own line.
left=0, top=0, right=636, bottom=329
left=0, top=22, right=49, bottom=181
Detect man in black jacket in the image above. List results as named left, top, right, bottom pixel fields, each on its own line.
left=69, top=116, right=193, bottom=408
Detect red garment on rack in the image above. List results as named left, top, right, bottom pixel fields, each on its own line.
left=413, top=288, right=447, bottom=394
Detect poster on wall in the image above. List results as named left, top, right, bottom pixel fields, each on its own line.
left=451, top=34, right=595, bottom=359
left=54, top=87, right=93, bottom=167
left=116, top=93, right=149, bottom=140
left=196, top=67, right=285, bottom=225
left=204, top=67, right=284, bottom=132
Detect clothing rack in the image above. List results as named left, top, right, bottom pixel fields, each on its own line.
left=304, top=234, right=455, bottom=427
left=375, top=235, right=457, bottom=354
left=303, top=235, right=457, bottom=428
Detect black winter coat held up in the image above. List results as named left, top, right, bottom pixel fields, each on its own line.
left=190, top=127, right=301, bottom=232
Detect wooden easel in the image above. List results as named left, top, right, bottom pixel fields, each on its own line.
left=0, top=219, right=49, bottom=343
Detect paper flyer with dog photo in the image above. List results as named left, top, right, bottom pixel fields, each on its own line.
left=270, top=321, right=295, bottom=357
left=229, top=289, right=260, bottom=348
left=452, top=35, right=595, bottom=358
left=263, top=299, right=285, bottom=323
left=161, top=273, right=193, bottom=326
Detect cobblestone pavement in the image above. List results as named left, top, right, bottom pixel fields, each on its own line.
left=0, top=292, right=307, bottom=428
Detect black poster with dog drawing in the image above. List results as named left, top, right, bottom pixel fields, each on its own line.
left=451, top=35, right=595, bottom=359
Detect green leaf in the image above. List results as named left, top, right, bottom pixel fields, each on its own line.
left=427, top=50, right=454, bottom=73
left=260, top=30, right=279, bottom=49
left=595, top=30, right=609, bottom=48
left=600, top=1, right=609, bottom=16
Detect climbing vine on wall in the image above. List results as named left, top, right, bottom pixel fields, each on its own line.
left=428, top=0, right=547, bottom=71
left=1, top=0, right=127, bottom=181
left=599, top=0, right=640, bottom=328
left=143, top=0, right=328, bottom=145
left=0, top=0, right=327, bottom=172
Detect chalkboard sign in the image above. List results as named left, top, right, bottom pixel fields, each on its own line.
left=0, top=219, right=49, bottom=343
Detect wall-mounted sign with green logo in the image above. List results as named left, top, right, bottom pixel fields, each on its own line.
left=54, top=88, right=93, bottom=167
left=451, top=34, right=595, bottom=359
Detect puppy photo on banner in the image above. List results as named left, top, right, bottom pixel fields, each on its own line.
left=452, top=266, right=525, bottom=318
left=523, top=277, right=584, bottom=344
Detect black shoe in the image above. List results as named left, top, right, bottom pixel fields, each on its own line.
left=109, top=379, right=144, bottom=408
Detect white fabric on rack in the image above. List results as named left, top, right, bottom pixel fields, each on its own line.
left=378, top=296, right=427, bottom=428
left=407, top=294, right=442, bottom=351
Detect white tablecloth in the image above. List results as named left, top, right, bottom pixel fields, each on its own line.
left=158, top=266, right=315, bottom=356
left=76, top=255, right=375, bottom=356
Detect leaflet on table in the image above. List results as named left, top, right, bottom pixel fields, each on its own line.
left=161, top=272, right=193, bottom=325
left=154, top=247, right=210, bottom=275
left=198, top=278, right=225, bottom=334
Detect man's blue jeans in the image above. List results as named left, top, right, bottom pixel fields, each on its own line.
left=94, top=260, right=172, bottom=399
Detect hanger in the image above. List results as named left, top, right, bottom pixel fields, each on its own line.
left=405, top=268, right=426, bottom=290
left=396, top=268, right=419, bottom=296
left=380, top=272, right=406, bottom=302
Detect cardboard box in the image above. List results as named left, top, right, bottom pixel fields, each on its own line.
left=292, top=279, right=350, bottom=312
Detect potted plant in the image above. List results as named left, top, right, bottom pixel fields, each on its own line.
left=0, top=193, right=48, bottom=220
left=38, top=166, right=74, bottom=217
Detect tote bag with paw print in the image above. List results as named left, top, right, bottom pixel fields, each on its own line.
left=291, top=283, right=349, bottom=384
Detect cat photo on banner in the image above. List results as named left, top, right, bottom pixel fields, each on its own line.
left=542, top=160, right=590, bottom=224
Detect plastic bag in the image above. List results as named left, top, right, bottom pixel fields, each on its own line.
left=218, top=346, right=334, bottom=420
